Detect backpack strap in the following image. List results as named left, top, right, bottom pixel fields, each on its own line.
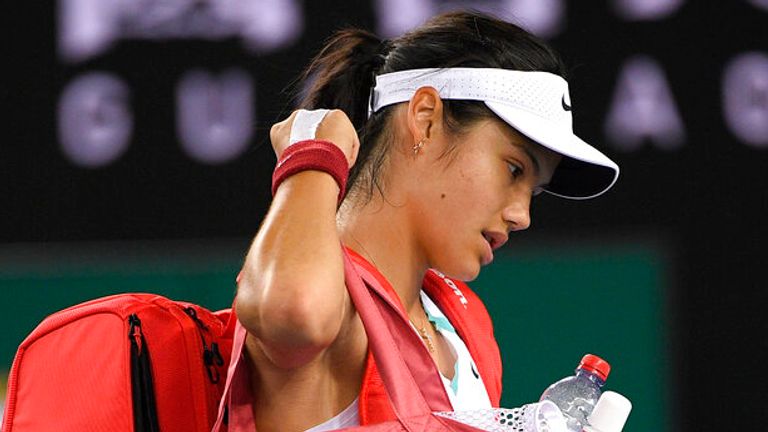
left=347, top=249, right=400, bottom=425
left=350, top=247, right=503, bottom=419
left=212, top=309, right=255, bottom=432
left=422, top=270, right=503, bottom=406
left=343, top=250, right=453, bottom=418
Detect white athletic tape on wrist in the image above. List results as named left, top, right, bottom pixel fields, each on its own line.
left=289, top=109, right=330, bottom=144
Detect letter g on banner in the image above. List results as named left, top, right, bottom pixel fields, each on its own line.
left=58, top=72, right=133, bottom=168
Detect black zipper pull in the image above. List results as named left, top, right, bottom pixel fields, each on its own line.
left=184, top=306, right=209, bottom=331
left=203, top=342, right=225, bottom=383
left=184, top=306, right=222, bottom=384
left=211, top=342, right=224, bottom=367
left=129, top=314, right=143, bottom=355
left=203, top=348, right=221, bottom=383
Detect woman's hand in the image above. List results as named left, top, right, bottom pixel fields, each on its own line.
left=270, top=109, right=360, bottom=168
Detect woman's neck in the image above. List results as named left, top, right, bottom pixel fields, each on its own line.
left=337, top=197, right=427, bottom=314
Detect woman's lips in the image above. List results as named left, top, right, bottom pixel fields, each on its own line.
left=481, top=231, right=508, bottom=264
left=481, top=234, right=494, bottom=265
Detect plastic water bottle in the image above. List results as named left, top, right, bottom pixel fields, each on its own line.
left=539, top=354, right=611, bottom=432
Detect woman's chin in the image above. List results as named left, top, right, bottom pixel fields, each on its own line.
left=436, top=260, right=481, bottom=282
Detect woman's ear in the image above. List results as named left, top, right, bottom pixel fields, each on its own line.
left=406, top=87, right=444, bottom=144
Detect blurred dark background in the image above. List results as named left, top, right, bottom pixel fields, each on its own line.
left=3, top=1, right=767, bottom=430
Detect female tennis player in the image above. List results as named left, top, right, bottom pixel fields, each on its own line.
left=226, top=11, right=619, bottom=432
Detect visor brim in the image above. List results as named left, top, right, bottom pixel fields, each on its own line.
left=485, top=101, right=619, bottom=200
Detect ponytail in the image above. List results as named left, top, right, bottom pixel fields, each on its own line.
left=299, top=29, right=388, bottom=130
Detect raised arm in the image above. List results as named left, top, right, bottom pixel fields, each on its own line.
left=235, top=110, right=360, bottom=368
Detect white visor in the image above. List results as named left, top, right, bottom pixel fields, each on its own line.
left=369, top=68, right=619, bottom=200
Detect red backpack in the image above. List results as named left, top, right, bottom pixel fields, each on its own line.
left=2, top=293, right=234, bottom=432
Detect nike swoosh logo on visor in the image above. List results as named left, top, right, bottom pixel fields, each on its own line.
left=561, top=95, right=572, bottom=111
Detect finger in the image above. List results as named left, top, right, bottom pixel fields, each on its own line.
left=269, top=122, right=281, bottom=143
left=349, top=135, right=360, bottom=168
left=270, top=112, right=295, bottom=142
left=289, top=109, right=331, bottom=144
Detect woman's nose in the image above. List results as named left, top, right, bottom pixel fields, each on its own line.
left=503, top=194, right=531, bottom=232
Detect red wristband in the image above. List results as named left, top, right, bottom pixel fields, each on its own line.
left=271, top=140, right=349, bottom=202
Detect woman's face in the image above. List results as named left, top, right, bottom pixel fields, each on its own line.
left=411, top=118, right=561, bottom=281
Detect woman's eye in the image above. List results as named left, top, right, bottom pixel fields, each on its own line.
left=508, top=163, right=523, bottom=178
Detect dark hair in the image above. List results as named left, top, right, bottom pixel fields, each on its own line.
left=299, top=11, right=567, bottom=202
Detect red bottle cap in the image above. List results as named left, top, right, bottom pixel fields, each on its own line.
left=578, top=354, right=611, bottom=381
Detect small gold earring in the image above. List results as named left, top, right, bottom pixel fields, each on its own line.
left=413, top=138, right=426, bottom=155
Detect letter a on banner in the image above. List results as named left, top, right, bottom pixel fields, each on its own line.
left=722, top=52, right=768, bottom=148
left=605, top=55, right=685, bottom=151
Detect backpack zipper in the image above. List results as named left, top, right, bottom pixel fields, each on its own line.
left=183, top=307, right=225, bottom=384
left=129, top=314, right=160, bottom=432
